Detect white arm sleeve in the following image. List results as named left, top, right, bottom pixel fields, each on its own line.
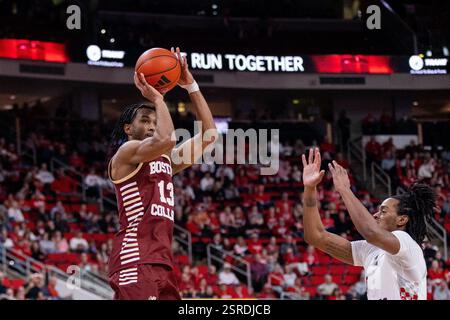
left=351, top=240, right=371, bottom=267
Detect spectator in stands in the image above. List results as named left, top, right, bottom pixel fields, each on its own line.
left=433, top=279, right=450, bottom=300
left=49, top=201, right=66, bottom=221
left=200, top=172, right=215, bottom=195
left=233, top=236, right=248, bottom=257
left=247, top=206, right=265, bottom=233
left=69, top=151, right=84, bottom=170
left=196, top=278, right=208, bottom=297
left=266, top=236, right=279, bottom=256
left=257, top=283, right=277, bottom=299
left=362, top=113, right=377, bottom=134
left=69, top=231, right=89, bottom=253
left=428, top=260, right=445, bottom=281
left=347, top=272, right=367, bottom=300
left=248, top=233, right=263, bottom=254
left=218, top=263, right=240, bottom=285
left=333, top=211, right=352, bottom=235
left=7, top=201, right=24, bottom=222
left=31, top=241, right=45, bottom=261
left=51, top=168, right=76, bottom=195
left=39, top=232, right=56, bottom=255
left=0, top=228, right=14, bottom=249
left=204, top=265, right=219, bottom=286
left=0, top=288, right=14, bottom=300
left=303, top=245, right=319, bottom=266
left=418, top=158, right=435, bottom=180
left=267, top=264, right=284, bottom=295
left=84, top=168, right=102, bottom=198
left=317, top=274, right=339, bottom=299
left=361, top=193, right=375, bottom=212
left=16, top=286, right=26, bottom=300
left=35, top=163, right=55, bottom=186
left=381, top=150, right=396, bottom=174
left=365, top=137, right=381, bottom=164
left=282, top=265, right=297, bottom=289
left=329, top=287, right=346, bottom=300
left=423, top=242, right=438, bottom=267
left=53, top=231, right=69, bottom=253
left=25, top=273, right=45, bottom=300
left=250, top=253, right=269, bottom=292
left=79, top=252, right=97, bottom=274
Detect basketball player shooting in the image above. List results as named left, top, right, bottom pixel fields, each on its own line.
left=302, top=148, right=436, bottom=300
left=107, top=47, right=217, bottom=300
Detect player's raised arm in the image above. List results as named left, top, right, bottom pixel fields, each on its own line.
left=116, top=72, right=176, bottom=165
left=328, top=161, right=401, bottom=255
left=302, top=148, right=354, bottom=265
left=170, top=47, right=218, bottom=175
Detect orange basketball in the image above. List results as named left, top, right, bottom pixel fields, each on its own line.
left=135, top=48, right=181, bottom=94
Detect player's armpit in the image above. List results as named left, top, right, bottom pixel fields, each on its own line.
left=315, top=231, right=354, bottom=265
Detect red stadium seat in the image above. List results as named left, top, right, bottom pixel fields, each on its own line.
left=311, top=265, right=328, bottom=276
left=347, top=265, right=363, bottom=275
left=304, top=286, right=317, bottom=297
left=344, top=274, right=360, bottom=285
left=310, top=275, right=323, bottom=286
left=330, top=264, right=347, bottom=275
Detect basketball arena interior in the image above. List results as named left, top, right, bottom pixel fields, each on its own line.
left=0, top=0, right=450, bottom=301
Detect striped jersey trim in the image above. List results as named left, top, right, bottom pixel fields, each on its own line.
left=118, top=182, right=144, bottom=266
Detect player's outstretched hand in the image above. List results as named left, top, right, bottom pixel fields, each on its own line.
left=134, top=72, right=164, bottom=103
left=171, top=47, right=194, bottom=86
left=302, top=147, right=325, bottom=188
left=328, top=160, right=351, bottom=193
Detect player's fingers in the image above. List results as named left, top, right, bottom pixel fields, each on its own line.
left=171, top=47, right=174, bottom=53
left=301, top=154, right=307, bottom=168
left=332, top=161, right=341, bottom=173
left=328, top=163, right=335, bottom=174
left=315, top=148, right=321, bottom=166
left=139, top=73, right=149, bottom=87
left=308, top=148, right=313, bottom=164
left=183, top=55, right=189, bottom=68
left=134, top=72, right=143, bottom=90
left=319, top=170, right=325, bottom=180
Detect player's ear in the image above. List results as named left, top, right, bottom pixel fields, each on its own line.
left=397, top=214, right=409, bottom=228
left=123, top=123, right=132, bottom=136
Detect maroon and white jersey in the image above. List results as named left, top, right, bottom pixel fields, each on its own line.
left=108, top=155, right=175, bottom=277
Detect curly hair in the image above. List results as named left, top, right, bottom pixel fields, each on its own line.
left=107, top=103, right=155, bottom=161
left=391, top=183, right=436, bottom=244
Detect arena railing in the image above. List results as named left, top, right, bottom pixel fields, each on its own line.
left=347, top=136, right=367, bottom=181
left=174, top=224, right=193, bottom=264
left=50, top=157, right=86, bottom=200
left=207, top=244, right=252, bottom=290
left=0, top=245, right=114, bottom=300
left=426, top=218, right=448, bottom=261
left=371, top=162, right=392, bottom=198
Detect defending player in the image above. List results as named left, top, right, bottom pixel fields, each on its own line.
left=302, top=148, right=435, bottom=300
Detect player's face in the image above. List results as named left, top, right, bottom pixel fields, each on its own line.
left=130, top=108, right=156, bottom=140
left=373, top=198, right=404, bottom=232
